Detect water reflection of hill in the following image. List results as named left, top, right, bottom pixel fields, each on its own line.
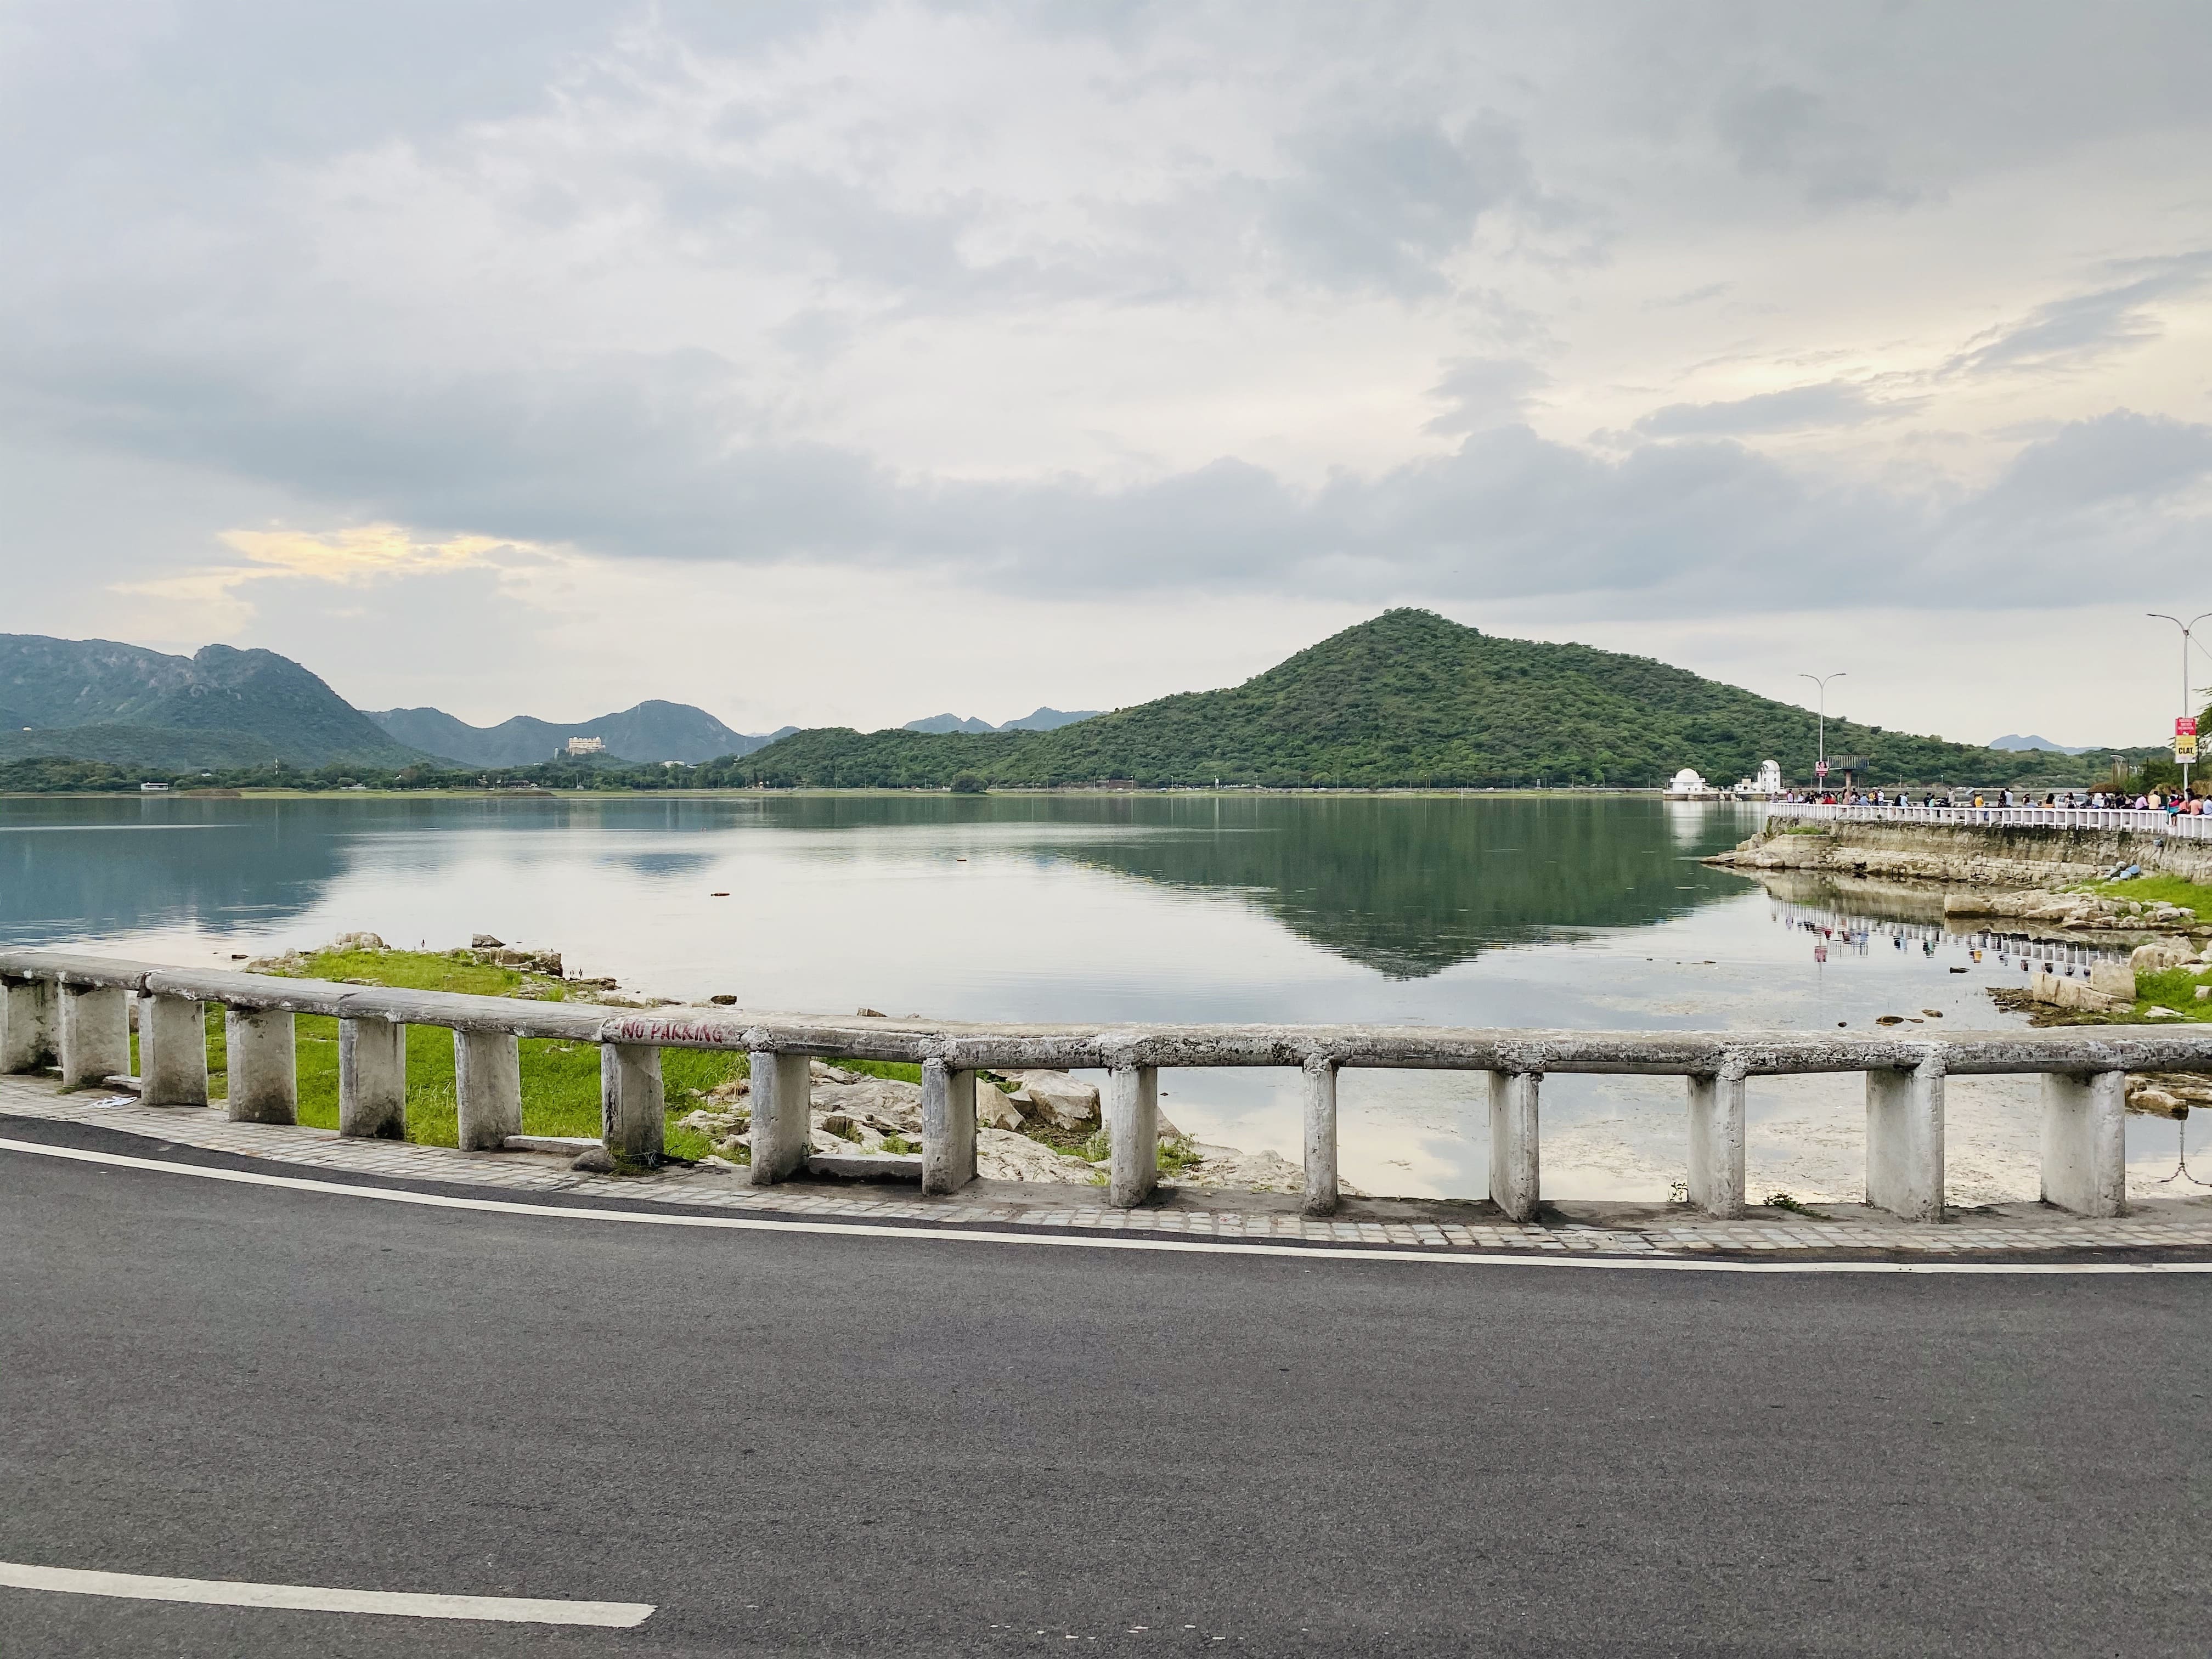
left=1040, top=796, right=1763, bottom=979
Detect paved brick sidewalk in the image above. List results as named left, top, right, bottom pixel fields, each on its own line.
left=9, top=1073, right=2212, bottom=1256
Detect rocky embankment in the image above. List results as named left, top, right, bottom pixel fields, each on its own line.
left=675, top=1060, right=1316, bottom=1192
left=1937, top=888, right=2199, bottom=932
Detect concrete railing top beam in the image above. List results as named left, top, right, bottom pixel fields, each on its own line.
left=5, top=951, right=2209, bottom=1075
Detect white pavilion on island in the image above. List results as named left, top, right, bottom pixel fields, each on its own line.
left=1662, top=767, right=1718, bottom=800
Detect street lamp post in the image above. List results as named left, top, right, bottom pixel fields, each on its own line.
left=1799, top=672, right=1845, bottom=790
left=2147, top=612, right=2209, bottom=795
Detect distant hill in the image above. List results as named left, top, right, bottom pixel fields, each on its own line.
left=371, top=701, right=792, bottom=765
left=1989, top=733, right=2095, bottom=754
left=733, top=610, right=2119, bottom=790
left=903, top=707, right=1100, bottom=735
left=0, top=636, right=423, bottom=768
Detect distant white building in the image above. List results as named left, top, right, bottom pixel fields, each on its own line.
left=565, top=736, right=605, bottom=757
left=1732, top=760, right=1784, bottom=799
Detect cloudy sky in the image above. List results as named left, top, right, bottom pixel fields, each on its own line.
left=4, top=1, right=2209, bottom=745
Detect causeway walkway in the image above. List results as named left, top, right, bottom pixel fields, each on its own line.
left=10, top=1073, right=2212, bottom=1259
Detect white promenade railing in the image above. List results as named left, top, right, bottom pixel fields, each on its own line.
left=1762, top=800, right=2212, bottom=839
left=6, top=949, right=2210, bottom=1225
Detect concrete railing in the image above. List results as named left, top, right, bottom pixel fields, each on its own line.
left=7, top=949, right=2211, bottom=1224
left=1762, top=800, right=2212, bottom=839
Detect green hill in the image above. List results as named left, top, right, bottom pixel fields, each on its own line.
left=0, top=636, right=425, bottom=768
left=718, top=610, right=2129, bottom=790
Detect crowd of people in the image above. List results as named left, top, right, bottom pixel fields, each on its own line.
left=1774, top=785, right=2209, bottom=814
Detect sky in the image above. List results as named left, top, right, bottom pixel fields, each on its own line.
left=2, top=1, right=2209, bottom=746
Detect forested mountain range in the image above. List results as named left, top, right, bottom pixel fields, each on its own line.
left=724, top=610, right=2144, bottom=791
left=370, top=702, right=791, bottom=765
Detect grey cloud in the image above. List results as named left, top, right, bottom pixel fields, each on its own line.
left=1714, top=83, right=1912, bottom=208
left=7, top=326, right=2205, bottom=627
left=1635, top=382, right=1923, bottom=438
left=1946, top=252, right=2212, bottom=378
left=1970, top=410, right=2212, bottom=520
left=1263, top=117, right=1539, bottom=294
left=1423, top=357, right=1550, bottom=434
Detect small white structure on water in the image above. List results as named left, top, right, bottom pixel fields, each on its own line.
left=1733, top=760, right=1784, bottom=799
left=1663, top=767, right=1719, bottom=800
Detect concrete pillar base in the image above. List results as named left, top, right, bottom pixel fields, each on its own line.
left=1488, top=1071, right=1542, bottom=1222
left=454, top=1030, right=522, bottom=1150
left=140, top=994, right=210, bottom=1107
left=920, top=1058, right=977, bottom=1194
left=1686, top=1070, right=1747, bottom=1218
left=747, top=1050, right=811, bottom=1184
left=339, top=1017, right=407, bottom=1139
left=600, top=1043, right=664, bottom=1168
left=60, top=985, right=131, bottom=1090
left=225, top=1008, right=297, bottom=1125
left=1301, top=1057, right=1339, bottom=1216
left=1107, top=1064, right=1160, bottom=1208
left=2, top=977, right=55, bottom=1073
left=2041, top=1070, right=2125, bottom=1217
left=1866, top=1056, right=1944, bottom=1221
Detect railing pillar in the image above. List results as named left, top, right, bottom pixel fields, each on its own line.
left=140, top=994, right=209, bottom=1107
left=224, top=1008, right=297, bottom=1124
left=920, top=1058, right=977, bottom=1194
left=600, top=1043, right=664, bottom=1168
left=746, top=1049, right=811, bottom=1184
left=1487, top=1070, right=1541, bottom=1222
left=338, top=1015, right=406, bottom=1139
left=1107, top=1064, right=1160, bottom=1208
left=1301, top=1055, right=1340, bottom=1216
left=2, top=975, right=56, bottom=1073
left=453, top=1030, right=522, bottom=1150
left=2040, top=1070, right=2125, bottom=1217
left=1865, top=1054, right=1944, bottom=1221
left=1685, top=1067, right=1746, bottom=1218
left=59, top=984, right=130, bottom=1090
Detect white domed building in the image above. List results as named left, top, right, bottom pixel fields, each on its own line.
left=1663, top=767, right=1718, bottom=800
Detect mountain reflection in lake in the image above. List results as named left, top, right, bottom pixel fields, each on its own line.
left=4, top=792, right=2178, bottom=1203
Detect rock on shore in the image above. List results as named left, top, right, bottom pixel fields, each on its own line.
left=675, top=1059, right=1224, bottom=1187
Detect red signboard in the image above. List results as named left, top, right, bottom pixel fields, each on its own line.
left=1815, top=760, right=1829, bottom=776
left=2180, top=716, right=2199, bottom=736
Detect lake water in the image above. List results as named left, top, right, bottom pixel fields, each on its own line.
left=4, top=792, right=2194, bottom=1203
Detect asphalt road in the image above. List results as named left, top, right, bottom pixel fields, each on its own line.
left=3, top=1118, right=2209, bottom=1657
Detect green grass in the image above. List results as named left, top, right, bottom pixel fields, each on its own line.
left=181, top=947, right=749, bottom=1160
left=2131, top=967, right=2212, bottom=1023
left=2072, top=873, right=2212, bottom=921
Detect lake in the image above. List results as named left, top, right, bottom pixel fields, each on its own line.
left=3, top=791, right=2191, bottom=1203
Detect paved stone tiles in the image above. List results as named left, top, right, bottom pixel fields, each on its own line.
left=8, top=1073, right=2212, bottom=1256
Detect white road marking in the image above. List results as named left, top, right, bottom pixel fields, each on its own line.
left=3, top=1133, right=2209, bottom=1276
left=0, top=1560, right=653, bottom=1626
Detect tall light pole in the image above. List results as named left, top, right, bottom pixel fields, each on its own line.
left=1799, top=672, right=1845, bottom=788
left=2147, top=612, right=2209, bottom=794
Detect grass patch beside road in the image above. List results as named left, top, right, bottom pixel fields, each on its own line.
left=174, top=947, right=745, bottom=1159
